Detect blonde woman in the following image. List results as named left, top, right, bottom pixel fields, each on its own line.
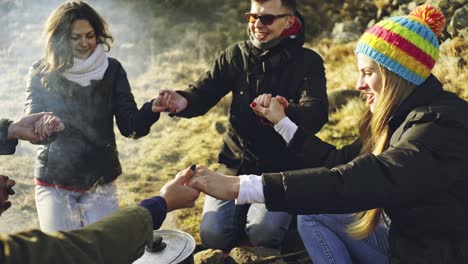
left=185, top=5, right=468, bottom=264
left=24, top=1, right=160, bottom=232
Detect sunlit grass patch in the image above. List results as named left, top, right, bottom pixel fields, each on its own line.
left=318, top=97, right=366, bottom=148
left=310, top=39, right=359, bottom=92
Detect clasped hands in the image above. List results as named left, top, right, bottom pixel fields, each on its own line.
left=166, top=165, right=241, bottom=205
left=250, top=93, right=288, bottom=125
left=151, top=90, right=287, bottom=126
left=159, top=93, right=288, bottom=207
left=8, top=112, right=65, bottom=143
left=1, top=113, right=65, bottom=215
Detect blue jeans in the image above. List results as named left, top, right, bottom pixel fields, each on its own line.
left=200, top=195, right=292, bottom=250
left=35, top=183, right=119, bottom=232
left=298, top=214, right=390, bottom=264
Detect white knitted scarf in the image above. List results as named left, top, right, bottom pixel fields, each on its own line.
left=61, top=44, right=109, bottom=87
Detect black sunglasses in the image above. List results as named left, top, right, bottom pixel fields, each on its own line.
left=245, top=13, right=291, bottom=25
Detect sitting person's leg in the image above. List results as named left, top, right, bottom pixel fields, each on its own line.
left=200, top=195, right=249, bottom=250
left=298, top=214, right=389, bottom=264
left=245, top=203, right=293, bottom=248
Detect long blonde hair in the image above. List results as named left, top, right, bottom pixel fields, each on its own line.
left=347, top=65, right=416, bottom=239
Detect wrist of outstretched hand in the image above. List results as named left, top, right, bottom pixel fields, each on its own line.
left=274, top=116, right=298, bottom=144
left=236, top=174, right=264, bottom=205
left=139, top=196, right=168, bottom=230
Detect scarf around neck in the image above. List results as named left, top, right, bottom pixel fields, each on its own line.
left=61, top=44, right=109, bottom=87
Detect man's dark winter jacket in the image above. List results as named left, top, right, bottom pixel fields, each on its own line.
left=24, top=58, right=160, bottom=189
left=176, top=26, right=328, bottom=175
left=262, top=75, right=468, bottom=263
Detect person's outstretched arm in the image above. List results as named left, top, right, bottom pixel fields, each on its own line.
left=0, top=113, right=64, bottom=154
left=0, top=207, right=153, bottom=264
left=251, top=98, right=361, bottom=168
left=112, top=60, right=160, bottom=139
left=0, top=166, right=199, bottom=264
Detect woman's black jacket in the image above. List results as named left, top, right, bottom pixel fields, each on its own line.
left=262, top=75, right=468, bottom=263
left=24, top=58, right=159, bottom=189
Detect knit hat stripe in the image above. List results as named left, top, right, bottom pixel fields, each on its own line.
left=368, top=25, right=435, bottom=70
left=359, top=32, right=429, bottom=79
left=356, top=42, right=426, bottom=84
left=355, top=5, right=445, bottom=85
left=388, top=17, right=439, bottom=58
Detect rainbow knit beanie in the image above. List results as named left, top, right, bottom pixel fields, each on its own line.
left=355, top=5, right=446, bottom=85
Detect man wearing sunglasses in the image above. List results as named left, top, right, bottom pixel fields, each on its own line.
left=153, top=0, right=328, bottom=251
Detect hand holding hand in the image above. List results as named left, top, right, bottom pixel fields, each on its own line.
left=34, top=114, right=65, bottom=141
left=251, top=94, right=288, bottom=109
left=250, top=96, right=288, bottom=125
left=8, top=112, right=65, bottom=142
left=152, top=90, right=188, bottom=113
left=253, top=93, right=273, bottom=108
left=159, top=165, right=200, bottom=211
left=187, top=166, right=240, bottom=201
left=0, top=175, right=15, bottom=216
left=275, top=95, right=289, bottom=109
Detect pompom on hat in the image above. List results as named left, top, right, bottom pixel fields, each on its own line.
left=355, top=5, right=446, bottom=85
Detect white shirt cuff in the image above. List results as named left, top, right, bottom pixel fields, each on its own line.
left=274, top=116, right=298, bottom=144
left=235, top=174, right=265, bottom=205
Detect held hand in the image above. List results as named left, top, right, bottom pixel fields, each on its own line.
left=34, top=114, right=65, bottom=141
left=250, top=97, right=287, bottom=125
left=159, top=165, right=200, bottom=211
left=275, top=95, right=289, bottom=109
left=152, top=90, right=188, bottom=113
left=8, top=112, right=64, bottom=142
left=252, top=94, right=288, bottom=109
left=0, top=175, right=15, bottom=216
left=187, top=166, right=240, bottom=201
left=252, top=94, right=275, bottom=126
left=253, top=93, right=273, bottom=108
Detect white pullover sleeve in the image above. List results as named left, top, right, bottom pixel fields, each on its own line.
left=274, top=116, right=298, bottom=144
left=236, top=175, right=264, bottom=204
left=236, top=118, right=297, bottom=205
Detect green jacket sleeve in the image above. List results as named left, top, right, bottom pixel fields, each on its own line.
left=0, top=207, right=153, bottom=264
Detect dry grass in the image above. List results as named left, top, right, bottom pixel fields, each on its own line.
left=310, top=39, right=359, bottom=92
left=116, top=112, right=226, bottom=204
